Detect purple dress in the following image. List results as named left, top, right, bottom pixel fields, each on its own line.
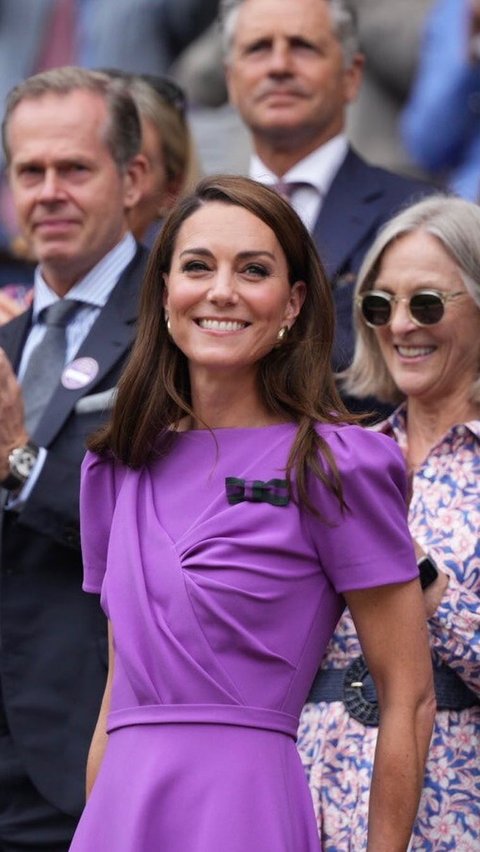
left=70, top=423, right=418, bottom=851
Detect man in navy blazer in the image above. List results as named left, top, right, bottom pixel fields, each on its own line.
left=221, top=0, right=435, bottom=373
left=0, top=68, right=148, bottom=849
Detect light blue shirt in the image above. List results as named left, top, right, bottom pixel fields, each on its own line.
left=18, top=232, right=136, bottom=378
left=12, top=232, right=137, bottom=506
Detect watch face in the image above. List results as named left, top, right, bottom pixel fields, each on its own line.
left=10, top=446, right=38, bottom=479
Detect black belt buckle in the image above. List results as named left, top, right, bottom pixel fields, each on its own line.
left=343, top=655, right=380, bottom=726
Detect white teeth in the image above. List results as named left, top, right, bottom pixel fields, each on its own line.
left=397, top=346, right=435, bottom=358
left=198, top=319, right=247, bottom=331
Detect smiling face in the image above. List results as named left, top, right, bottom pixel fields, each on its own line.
left=225, top=0, right=362, bottom=162
left=163, top=201, right=305, bottom=386
left=7, top=89, right=143, bottom=295
left=372, top=230, right=480, bottom=410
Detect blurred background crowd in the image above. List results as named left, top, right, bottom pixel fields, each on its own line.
left=2, top=0, right=479, bottom=265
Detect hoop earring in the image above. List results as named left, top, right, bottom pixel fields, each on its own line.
left=275, top=326, right=288, bottom=346
left=165, top=314, right=172, bottom=336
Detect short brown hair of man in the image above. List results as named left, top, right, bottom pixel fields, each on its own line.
left=2, top=66, right=141, bottom=171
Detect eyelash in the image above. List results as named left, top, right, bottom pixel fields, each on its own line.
left=243, top=264, right=269, bottom=278
left=18, top=164, right=88, bottom=180
left=245, top=40, right=316, bottom=55
left=246, top=42, right=269, bottom=54
left=181, top=260, right=209, bottom=273
left=181, top=261, right=270, bottom=279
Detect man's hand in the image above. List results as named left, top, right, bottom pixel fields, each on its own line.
left=0, top=348, right=29, bottom=479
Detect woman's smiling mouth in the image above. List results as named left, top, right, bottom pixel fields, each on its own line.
left=395, top=345, right=436, bottom=358
left=196, top=319, right=250, bottom=331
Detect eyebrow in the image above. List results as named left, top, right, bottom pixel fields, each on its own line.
left=12, top=155, right=92, bottom=169
left=240, top=32, right=322, bottom=49
left=179, top=248, right=277, bottom=261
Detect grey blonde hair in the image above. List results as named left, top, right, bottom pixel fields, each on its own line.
left=2, top=66, right=141, bottom=170
left=343, top=194, right=480, bottom=405
left=219, top=0, right=360, bottom=67
left=113, top=74, right=200, bottom=199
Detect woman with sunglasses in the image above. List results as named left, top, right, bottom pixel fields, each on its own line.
left=298, top=194, right=480, bottom=850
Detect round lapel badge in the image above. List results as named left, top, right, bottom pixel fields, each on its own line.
left=61, top=357, right=99, bottom=390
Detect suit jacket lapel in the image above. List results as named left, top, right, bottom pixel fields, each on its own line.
left=312, top=147, right=385, bottom=281
left=0, top=308, right=33, bottom=371
left=32, top=246, right=147, bottom=447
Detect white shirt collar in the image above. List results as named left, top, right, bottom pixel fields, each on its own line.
left=32, top=232, right=137, bottom=319
left=249, top=133, right=349, bottom=197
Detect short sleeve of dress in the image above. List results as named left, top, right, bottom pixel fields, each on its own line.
left=80, top=450, right=118, bottom=594
left=307, top=424, right=419, bottom=593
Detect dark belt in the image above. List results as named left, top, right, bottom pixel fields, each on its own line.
left=307, top=656, right=479, bottom=727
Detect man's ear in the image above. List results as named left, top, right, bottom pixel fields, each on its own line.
left=224, top=59, right=238, bottom=109
left=123, top=154, right=149, bottom=210
left=343, top=53, right=364, bottom=105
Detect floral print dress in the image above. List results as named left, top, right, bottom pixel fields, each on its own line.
left=297, top=407, right=480, bottom=851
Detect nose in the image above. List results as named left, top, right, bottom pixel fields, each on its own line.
left=388, top=298, right=417, bottom=334
left=37, top=168, right=65, bottom=203
left=268, top=40, right=294, bottom=76
left=206, top=271, right=239, bottom=306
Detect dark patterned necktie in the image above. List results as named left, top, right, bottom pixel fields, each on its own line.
left=21, top=300, right=81, bottom=435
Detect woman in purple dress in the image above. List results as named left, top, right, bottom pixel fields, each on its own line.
left=70, top=176, right=434, bottom=851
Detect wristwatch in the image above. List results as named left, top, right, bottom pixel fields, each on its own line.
left=417, top=555, right=439, bottom=590
left=0, top=442, right=40, bottom=491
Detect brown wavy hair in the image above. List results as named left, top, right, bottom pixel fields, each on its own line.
left=89, top=175, right=356, bottom=511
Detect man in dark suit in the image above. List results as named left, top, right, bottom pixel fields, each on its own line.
left=221, top=0, right=435, bottom=373
left=0, top=67, right=148, bottom=850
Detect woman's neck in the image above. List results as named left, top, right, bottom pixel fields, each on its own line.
left=187, top=370, right=281, bottom=430
left=405, top=394, right=479, bottom=469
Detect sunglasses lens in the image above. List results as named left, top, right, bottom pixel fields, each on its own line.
left=410, top=293, right=444, bottom=325
left=361, top=294, right=391, bottom=326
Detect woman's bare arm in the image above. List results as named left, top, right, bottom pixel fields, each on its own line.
left=345, top=578, right=435, bottom=852
left=85, top=621, right=115, bottom=799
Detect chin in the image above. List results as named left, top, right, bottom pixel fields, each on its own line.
left=37, top=246, right=73, bottom=265
left=401, top=385, right=433, bottom=402
left=262, top=116, right=304, bottom=136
